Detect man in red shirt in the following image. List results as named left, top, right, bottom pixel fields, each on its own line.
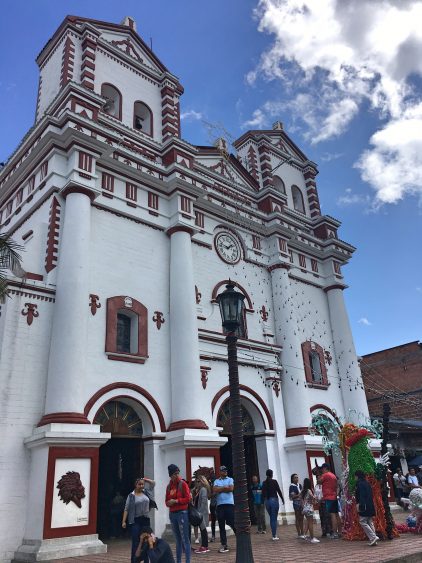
left=318, top=463, right=341, bottom=538
left=165, top=464, right=191, bottom=563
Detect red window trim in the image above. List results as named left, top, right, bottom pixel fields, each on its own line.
left=133, top=100, right=154, bottom=137
left=194, top=210, right=204, bottom=229
left=40, top=161, right=48, bottom=180
left=278, top=238, right=287, bottom=252
left=102, top=172, right=114, bottom=192
left=79, top=151, right=93, bottom=173
left=252, top=235, right=261, bottom=250
left=101, top=82, right=123, bottom=121
left=311, top=258, right=318, bottom=273
left=180, top=195, right=191, bottom=213
left=28, top=174, right=35, bottom=192
left=126, top=182, right=137, bottom=202
left=148, top=192, right=159, bottom=210
left=106, top=296, right=148, bottom=363
left=301, top=341, right=329, bottom=388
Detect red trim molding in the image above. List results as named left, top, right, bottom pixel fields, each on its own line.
left=302, top=341, right=329, bottom=387
left=167, top=419, right=209, bottom=432
left=43, top=447, right=99, bottom=539
left=211, top=280, right=254, bottom=311
left=105, top=296, right=148, bottom=362
left=185, top=448, right=221, bottom=483
left=84, top=382, right=166, bottom=433
left=38, top=412, right=90, bottom=427
left=310, top=404, right=341, bottom=424
left=61, top=185, right=97, bottom=202
left=167, top=226, right=194, bottom=237
left=211, top=385, right=274, bottom=430
left=286, top=427, right=310, bottom=437
left=268, top=263, right=290, bottom=272
left=323, top=284, right=345, bottom=293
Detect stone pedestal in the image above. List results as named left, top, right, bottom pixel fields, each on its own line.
left=14, top=424, right=110, bottom=563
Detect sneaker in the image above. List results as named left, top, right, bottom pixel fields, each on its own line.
left=209, top=536, right=215, bottom=543
left=330, top=533, right=340, bottom=539
left=195, top=546, right=210, bottom=553
left=219, top=546, right=230, bottom=553
left=310, top=538, right=320, bottom=544
left=272, top=536, right=280, bottom=541
left=262, top=530, right=267, bottom=534
left=369, top=536, right=379, bottom=546
left=195, top=538, right=200, bottom=544
left=298, top=535, right=307, bottom=539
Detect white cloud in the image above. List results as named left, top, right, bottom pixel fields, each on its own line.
left=337, top=191, right=370, bottom=206
left=180, top=109, right=203, bottom=121
left=242, top=108, right=268, bottom=129
left=246, top=0, right=422, bottom=203
left=320, top=152, right=344, bottom=162
left=358, top=317, right=372, bottom=326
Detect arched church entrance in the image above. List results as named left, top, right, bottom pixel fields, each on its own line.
left=217, top=400, right=259, bottom=523
left=94, top=399, right=144, bottom=539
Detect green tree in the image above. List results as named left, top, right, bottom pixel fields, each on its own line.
left=0, top=233, right=24, bottom=300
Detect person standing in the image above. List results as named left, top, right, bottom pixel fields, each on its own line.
left=165, top=464, right=191, bottom=563
left=318, top=463, right=341, bottom=539
left=213, top=465, right=235, bottom=553
left=417, top=466, right=422, bottom=486
left=289, top=474, right=304, bottom=538
left=262, top=469, right=284, bottom=541
left=193, top=475, right=211, bottom=554
left=300, top=478, right=320, bottom=544
left=393, top=468, right=407, bottom=505
left=407, top=467, right=421, bottom=490
left=355, top=470, right=379, bottom=546
left=251, top=475, right=266, bottom=534
left=122, top=477, right=156, bottom=563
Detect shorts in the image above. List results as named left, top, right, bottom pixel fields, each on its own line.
left=325, top=499, right=339, bottom=514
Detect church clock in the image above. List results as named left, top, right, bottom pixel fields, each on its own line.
left=214, top=232, right=241, bottom=264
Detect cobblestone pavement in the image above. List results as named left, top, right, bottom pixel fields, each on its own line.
left=54, top=512, right=422, bottom=563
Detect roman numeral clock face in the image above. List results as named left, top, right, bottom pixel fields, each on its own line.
left=215, top=233, right=241, bottom=264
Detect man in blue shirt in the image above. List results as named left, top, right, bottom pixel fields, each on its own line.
left=213, top=466, right=235, bottom=553
left=251, top=475, right=266, bottom=534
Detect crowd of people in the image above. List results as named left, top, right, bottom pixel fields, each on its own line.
left=117, top=461, right=422, bottom=562
left=393, top=466, right=422, bottom=508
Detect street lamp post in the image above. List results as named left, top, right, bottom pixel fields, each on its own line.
left=217, top=282, right=255, bottom=563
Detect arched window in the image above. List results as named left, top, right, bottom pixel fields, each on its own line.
left=133, top=101, right=153, bottom=136
left=292, top=185, right=305, bottom=214
left=273, top=175, right=286, bottom=194
left=101, top=83, right=122, bottom=120
left=301, top=341, right=328, bottom=387
left=106, top=296, right=148, bottom=363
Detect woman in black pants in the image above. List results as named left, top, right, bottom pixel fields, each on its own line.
left=122, top=477, right=156, bottom=563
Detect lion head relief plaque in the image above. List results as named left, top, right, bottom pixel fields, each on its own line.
left=57, top=471, right=86, bottom=508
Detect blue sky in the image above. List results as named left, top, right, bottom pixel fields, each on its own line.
left=1, top=0, right=421, bottom=355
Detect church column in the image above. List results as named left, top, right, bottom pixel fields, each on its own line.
left=270, top=263, right=311, bottom=432
left=41, top=185, right=96, bottom=422
left=167, top=226, right=207, bottom=430
left=325, top=285, right=369, bottom=420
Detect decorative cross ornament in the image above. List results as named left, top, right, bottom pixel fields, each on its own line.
left=259, top=305, right=269, bottom=322
left=195, top=285, right=202, bottom=304
left=89, top=294, right=101, bottom=316
left=200, top=366, right=211, bottom=389
left=152, top=311, right=165, bottom=330
left=22, top=303, right=39, bottom=325
left=324, top=350, right=333, bottom=366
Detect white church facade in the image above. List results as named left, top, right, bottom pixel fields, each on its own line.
left=0, top=15, right=369, bottom=562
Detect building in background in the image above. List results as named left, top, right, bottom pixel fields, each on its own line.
left=0, top=15, right=369, bottom=563
left=361, top=341, right=422, bottom=472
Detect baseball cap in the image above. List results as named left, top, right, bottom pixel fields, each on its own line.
left=220, top=465, right=228, bottom=471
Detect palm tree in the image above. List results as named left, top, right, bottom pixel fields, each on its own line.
left=0, top=233, right=24, bottom=300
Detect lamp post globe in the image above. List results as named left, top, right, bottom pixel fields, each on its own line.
left=217, top=281, right=254, bottom=563
left=216, top=280, right=246, bottom=333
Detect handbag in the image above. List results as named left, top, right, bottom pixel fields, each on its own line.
left=188, top=503, right=203, bottom=526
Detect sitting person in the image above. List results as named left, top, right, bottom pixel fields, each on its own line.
left=134, top=527, right=175, bottom=563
